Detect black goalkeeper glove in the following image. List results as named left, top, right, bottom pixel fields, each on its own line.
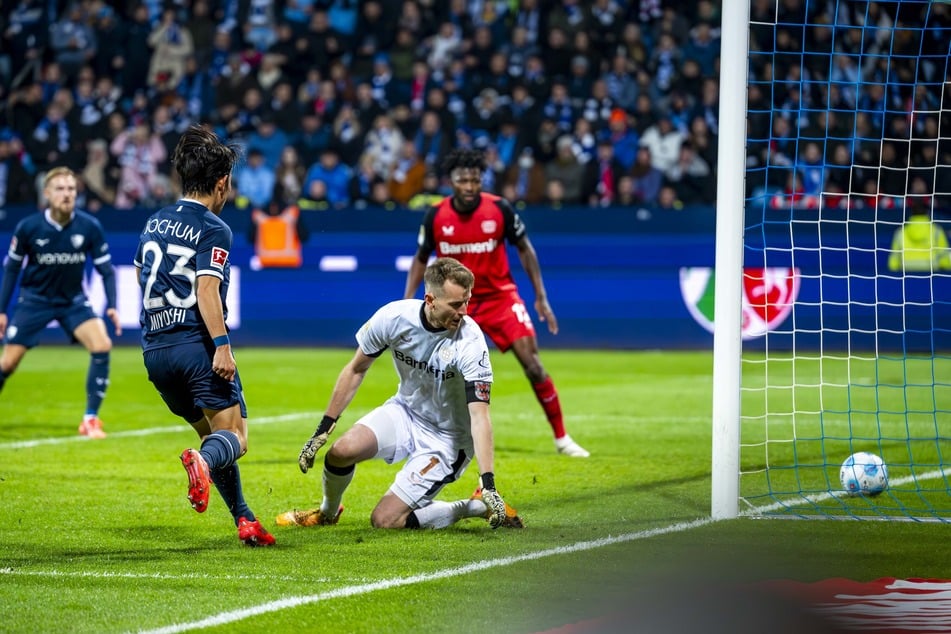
left=298, top=415, right=337, bottom=474
left=480, top=472, right=507, bottom=529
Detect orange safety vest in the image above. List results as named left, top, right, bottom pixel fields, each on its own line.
left=251, top=206, right=302, bottom=268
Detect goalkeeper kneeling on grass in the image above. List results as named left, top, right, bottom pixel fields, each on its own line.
left=276, top=257, right=523, bottom=530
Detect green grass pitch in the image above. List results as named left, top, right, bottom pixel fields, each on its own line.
left=2, top=346, right=950, bottom=633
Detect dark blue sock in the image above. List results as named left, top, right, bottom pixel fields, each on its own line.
left=0, top=368, right=6, bottom=394
left=210, top=463, right=254, bottom=525
left=85, top=352, right=110, bottom=415
left=199, top=430, right=241, bottom=470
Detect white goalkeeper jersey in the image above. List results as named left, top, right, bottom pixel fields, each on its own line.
left=356, top=299, right=493, bottom=443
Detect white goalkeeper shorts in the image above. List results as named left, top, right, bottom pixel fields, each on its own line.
left=355, top=398, right=472, bottom=509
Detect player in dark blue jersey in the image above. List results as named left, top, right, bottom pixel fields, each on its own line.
left=134, top=125, right=274, bottom=546
left=0, top=167, right=121, bottom=439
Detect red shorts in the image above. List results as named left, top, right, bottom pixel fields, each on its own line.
left=467, top=290, right=535, bottom=352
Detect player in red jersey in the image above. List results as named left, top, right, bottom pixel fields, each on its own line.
left=403, top=148, right=589, bottom=457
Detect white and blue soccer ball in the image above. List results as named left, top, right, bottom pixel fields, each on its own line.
left=839, top=451, right=888, bottom=497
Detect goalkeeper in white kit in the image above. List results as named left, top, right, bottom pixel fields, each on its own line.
left=277, top=257, right=522, bottom=530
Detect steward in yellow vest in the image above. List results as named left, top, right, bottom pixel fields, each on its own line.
left=888, top=213, right=951, bottom=273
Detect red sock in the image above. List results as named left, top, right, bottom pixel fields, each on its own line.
left=532, top=377, right=566, bottom=439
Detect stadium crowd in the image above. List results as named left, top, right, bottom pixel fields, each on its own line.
left=0, top=0, right=947, bottom=215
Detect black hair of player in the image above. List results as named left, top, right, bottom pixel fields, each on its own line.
left=441, top=148, right=486, bottom=177
left=173, top=125, right=241, bottom=197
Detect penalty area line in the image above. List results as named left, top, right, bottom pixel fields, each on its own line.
left=136, top=517, right=715, bottom=634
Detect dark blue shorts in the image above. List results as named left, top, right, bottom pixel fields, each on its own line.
left=6, top=297, right=99, bottom=348
left=143, top=341, right=248, bottom=423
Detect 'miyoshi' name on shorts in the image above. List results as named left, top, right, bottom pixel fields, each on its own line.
left=144, top=219, right=201, bottom=244
left=148, top=307, right=187, bottom=331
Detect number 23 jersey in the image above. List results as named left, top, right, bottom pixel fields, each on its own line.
left=134, top=199, right=232, bottom=350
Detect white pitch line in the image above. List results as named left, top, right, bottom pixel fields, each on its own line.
left=136, top=517, right=714, bottom=634
left=0, top=412, right=321, bottom=450
left=0, top=568, right=316, bottom=583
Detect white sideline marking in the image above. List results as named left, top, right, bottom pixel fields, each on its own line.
left=0, top=568, right=313, bottom=583
left=137, top=518, right=714, bottom=634
left=0, top=412, right=321, bottom=450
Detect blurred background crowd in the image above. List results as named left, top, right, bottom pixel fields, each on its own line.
left=0, top=0, right=947, bottom=216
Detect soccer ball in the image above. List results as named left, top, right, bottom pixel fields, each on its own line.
left=839, top=451, right=888, bottom=497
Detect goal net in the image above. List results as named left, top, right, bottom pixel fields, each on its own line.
left=714, top=0, right=951, bottom=520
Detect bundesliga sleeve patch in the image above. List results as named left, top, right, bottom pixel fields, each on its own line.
left=211, top=247, right=229, bottom=270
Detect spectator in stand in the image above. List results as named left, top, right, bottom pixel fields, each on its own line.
left=50, top=3, right=98, bottom=81
left=110, top=120, right=167, bottom=210
left=544, top=136, right=585, bottom=205
left=586, top=139, right=626, bottom=207
left=665, top=141, right=714, bottom=205
left=80, top=138, right=117, bottom=212
left=629, top=146, right=664, bottom=205
left=581, top=78, right=617, bottom=132
left=244, top=116, right=289, bottom=170
left=388, top=139, right=427, bottom=206
left=235, top=148, right=275, bottom=211
left=362, top=113, right=405, bottom=181
left=566, top=55, right=594, bottom=103
left=688, top=115, right=717, bottom=171
left=542, top=80, right=577, bottom=135
left=414, top=110, right=450, bottom=169
left=501, top=149, right=547, bottom=205
left=682, top=19, right=720, bottom=78
left=425, top=22, right=463, bottom=81
left=522, top=53, right=551, bottom=102
left=0, top=130, right=35, bottom=207
left=303, top=147, right=351, bottom=209
left=273, top=144, right=307, bottom=207
left=147, top=7, right=194, bottom=91
left=331, top=104, right=365, bottom=167
left=604, top=107, right=639, bottom=171
left=647, top=32, right=682, bottom=96
left=614, top=174, right=638, bottom=207
left=657, top=184, right=685, bottom=210
left=503, top=25, right=538, bottom=79
left=351, top=81, right=387, bottom=134
left=406, top=170, right=450, bottom=211
left=29, top=99, right=77, bottom=173
left=242, top=0, right=279, bottom=52
left=602, top=54, right=638, bottom=112
left=4, top=0, right=48, bottom=85
left=467, top=88, right=504, bottom=144
left=292, top=112, right=331, bottom=168
left=640, top=116, right=685, bottom=176
left=797, top=141, right=826, bottom=202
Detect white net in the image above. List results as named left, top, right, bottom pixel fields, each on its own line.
left=740, top=0, right=951, bottom=519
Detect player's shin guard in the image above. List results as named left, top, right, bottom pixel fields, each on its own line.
left=200, top=429, right=241, bottom=470
left=86, top=352, right=110, bottom=414
left=532, top=376, right=567, bottom=438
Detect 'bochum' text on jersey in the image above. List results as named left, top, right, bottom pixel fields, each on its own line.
left=134, top=199, right=232, bottom=350
left=357, top=299, right=494, bottom=445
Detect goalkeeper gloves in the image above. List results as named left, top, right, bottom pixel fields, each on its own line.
left=298, top=415, right=337, bottom=474
left=480, top=472, right=507, bottom=529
